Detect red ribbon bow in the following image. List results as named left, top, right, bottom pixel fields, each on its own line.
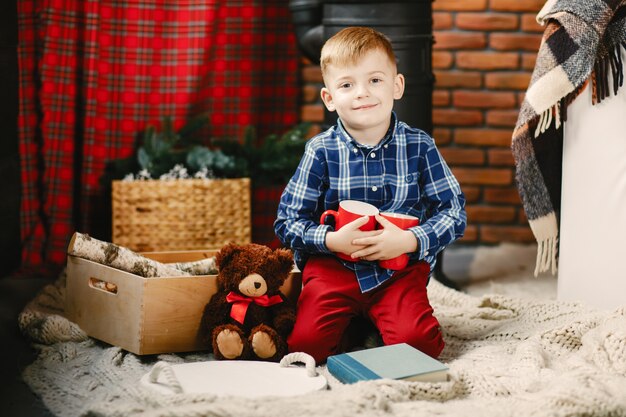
left=225, top=291, right=283, bottom=324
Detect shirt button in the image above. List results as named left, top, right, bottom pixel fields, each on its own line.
left=353, top=149, right=358, bottom=153
left=424, top=251, right=429, bottom=256
left=384, top=144, right=388, bottom=148
left=371, top=186, right=378, bottom=192
left=370, top=152, right=376, bottom=158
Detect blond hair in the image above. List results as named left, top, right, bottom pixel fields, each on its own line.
left=320, top=27, right=396, bottom=77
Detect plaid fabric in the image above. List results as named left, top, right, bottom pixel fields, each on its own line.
left=275, top=114, right=466, bottom=293
left=512, top=0, right=626, bottom=276
left=252, top=184, right=285, bottom=249
left=17, top=0, right=299, bottom=267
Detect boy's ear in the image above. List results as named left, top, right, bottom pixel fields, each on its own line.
left=393, top=73, right=405, bottom=100
left=320, top=87, right=336, bottom=112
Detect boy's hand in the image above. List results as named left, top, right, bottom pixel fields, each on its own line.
left=350, top=214, right=418, bottom=261
left=325, top=216, right=382, bottom=256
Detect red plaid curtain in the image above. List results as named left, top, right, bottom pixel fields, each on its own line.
left=17, top=0, right=299, bottom=267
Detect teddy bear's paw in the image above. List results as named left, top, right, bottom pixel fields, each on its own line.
left=251, top=331, right=277, bottom=359
left=216, top=328, right=244, bottom=359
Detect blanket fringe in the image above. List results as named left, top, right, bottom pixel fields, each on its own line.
left=533, top=103, right=558, bottom=138
left=592, top=43, right=625, bottom=104
left=528, top=213, right=559, bottom=276
left=535, top=235, right=558, bottom=277
left=560, top=80, right=588, bottom=124
left=535, top=44, right=624, bottom=135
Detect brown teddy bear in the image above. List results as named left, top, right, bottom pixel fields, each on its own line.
left=200, top=243, right=296, bottom=361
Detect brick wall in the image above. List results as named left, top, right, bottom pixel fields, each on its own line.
left=298, top=0, right=546, bottom=246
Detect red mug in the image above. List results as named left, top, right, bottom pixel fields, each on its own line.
left=320, top=200, right=379, bottom=261
left=377, top=212, right=420, bottom=270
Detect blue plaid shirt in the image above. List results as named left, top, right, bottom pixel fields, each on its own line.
left=274, top=114, right=466, bottom=292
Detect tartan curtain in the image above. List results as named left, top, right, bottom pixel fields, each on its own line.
left=17, top=0, right=299, bottom=267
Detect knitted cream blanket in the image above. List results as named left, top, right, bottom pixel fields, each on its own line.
left=19, top=273, right=626, bottom=417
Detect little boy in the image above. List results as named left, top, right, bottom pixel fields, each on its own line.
left=274, top=27, right=466, bottom=363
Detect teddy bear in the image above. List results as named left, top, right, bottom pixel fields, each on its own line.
left=200, top=242, right=297, bottom=362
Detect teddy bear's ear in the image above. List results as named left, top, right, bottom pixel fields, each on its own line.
left=273, top=248, right=294, bottom=277
left=216, top=242, right=241, bottom=271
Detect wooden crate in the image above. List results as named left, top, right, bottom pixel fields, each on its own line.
left=65, top=250, right=301, bottom=355
left=112, top=178, right=251, bottom=252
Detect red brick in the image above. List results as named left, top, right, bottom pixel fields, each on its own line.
left=433, top=0, right=487, bottom=12
left=439, top=148, right=485, bottom=165
left=433, top=90, right=451, bottom=107
left=518, top=209, right=528, bottom=224
left=521, top=13, right=544, bottom=33
left=302, top=66, right=323, bottom=83
left=488, top=149, right=515, bottom=166
left=456, top=13, right=518, bottom=31
left=462, top=186, right=481, bottom=203
left=451, top=167, right=512, bottom=185
left=490, top=33, right=542, bottom=51
left=481, top=225, right=535, bottom=243
left=434, top=32, right=487, bottom=50
left=521, top=53, right=537, bottom=70
left=302, top=85, right=319, bottom=103
left=433, top=12, right=453, bottom=30
left=434, top=71, right=482, bottom=88
left=484, top=187, right=521, bottom=204
left=300, top=104, right=324, bottom=123
left=433, top=109, right=483, bottom=126
left=486, top=110, right=519, bottom=127
left=454, top=128, right=513, bottom=147
left=485, top=72, right=531, bottom=90
left=456, top=52, right=519, bottom=70
left=490, top=0, right=545, bottom=12
left=453, top=90, right=517, bottom=109
left=433, top=128, right=452, bottom=145
left=433, top=51, right=454, bottom=69
left=517, top=92, right=526, bottom=106
left=466, top=205, right=516, bottom=223
left=458, top=224, right=478, bottom=242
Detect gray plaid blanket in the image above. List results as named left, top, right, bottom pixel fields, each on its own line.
left=512, top=0, right=626, bottom=275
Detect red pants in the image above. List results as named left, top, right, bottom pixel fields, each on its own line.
left=288, top=256, right=444, bottom=363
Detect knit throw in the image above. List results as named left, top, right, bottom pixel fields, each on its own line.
left=512, top=0, right=626, bottom=276
left=18, top=272, right=626, bottom=417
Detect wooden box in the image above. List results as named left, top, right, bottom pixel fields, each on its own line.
left=65, top=250, right=301, bottom=355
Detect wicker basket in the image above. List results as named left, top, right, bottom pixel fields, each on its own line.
left=112, top=178, right=251, bottom=252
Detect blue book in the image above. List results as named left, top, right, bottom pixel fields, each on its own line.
left=326, top=343, right=448, bottom=384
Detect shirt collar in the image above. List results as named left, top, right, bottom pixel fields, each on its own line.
left=335, top=112, right=398, bottom=151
